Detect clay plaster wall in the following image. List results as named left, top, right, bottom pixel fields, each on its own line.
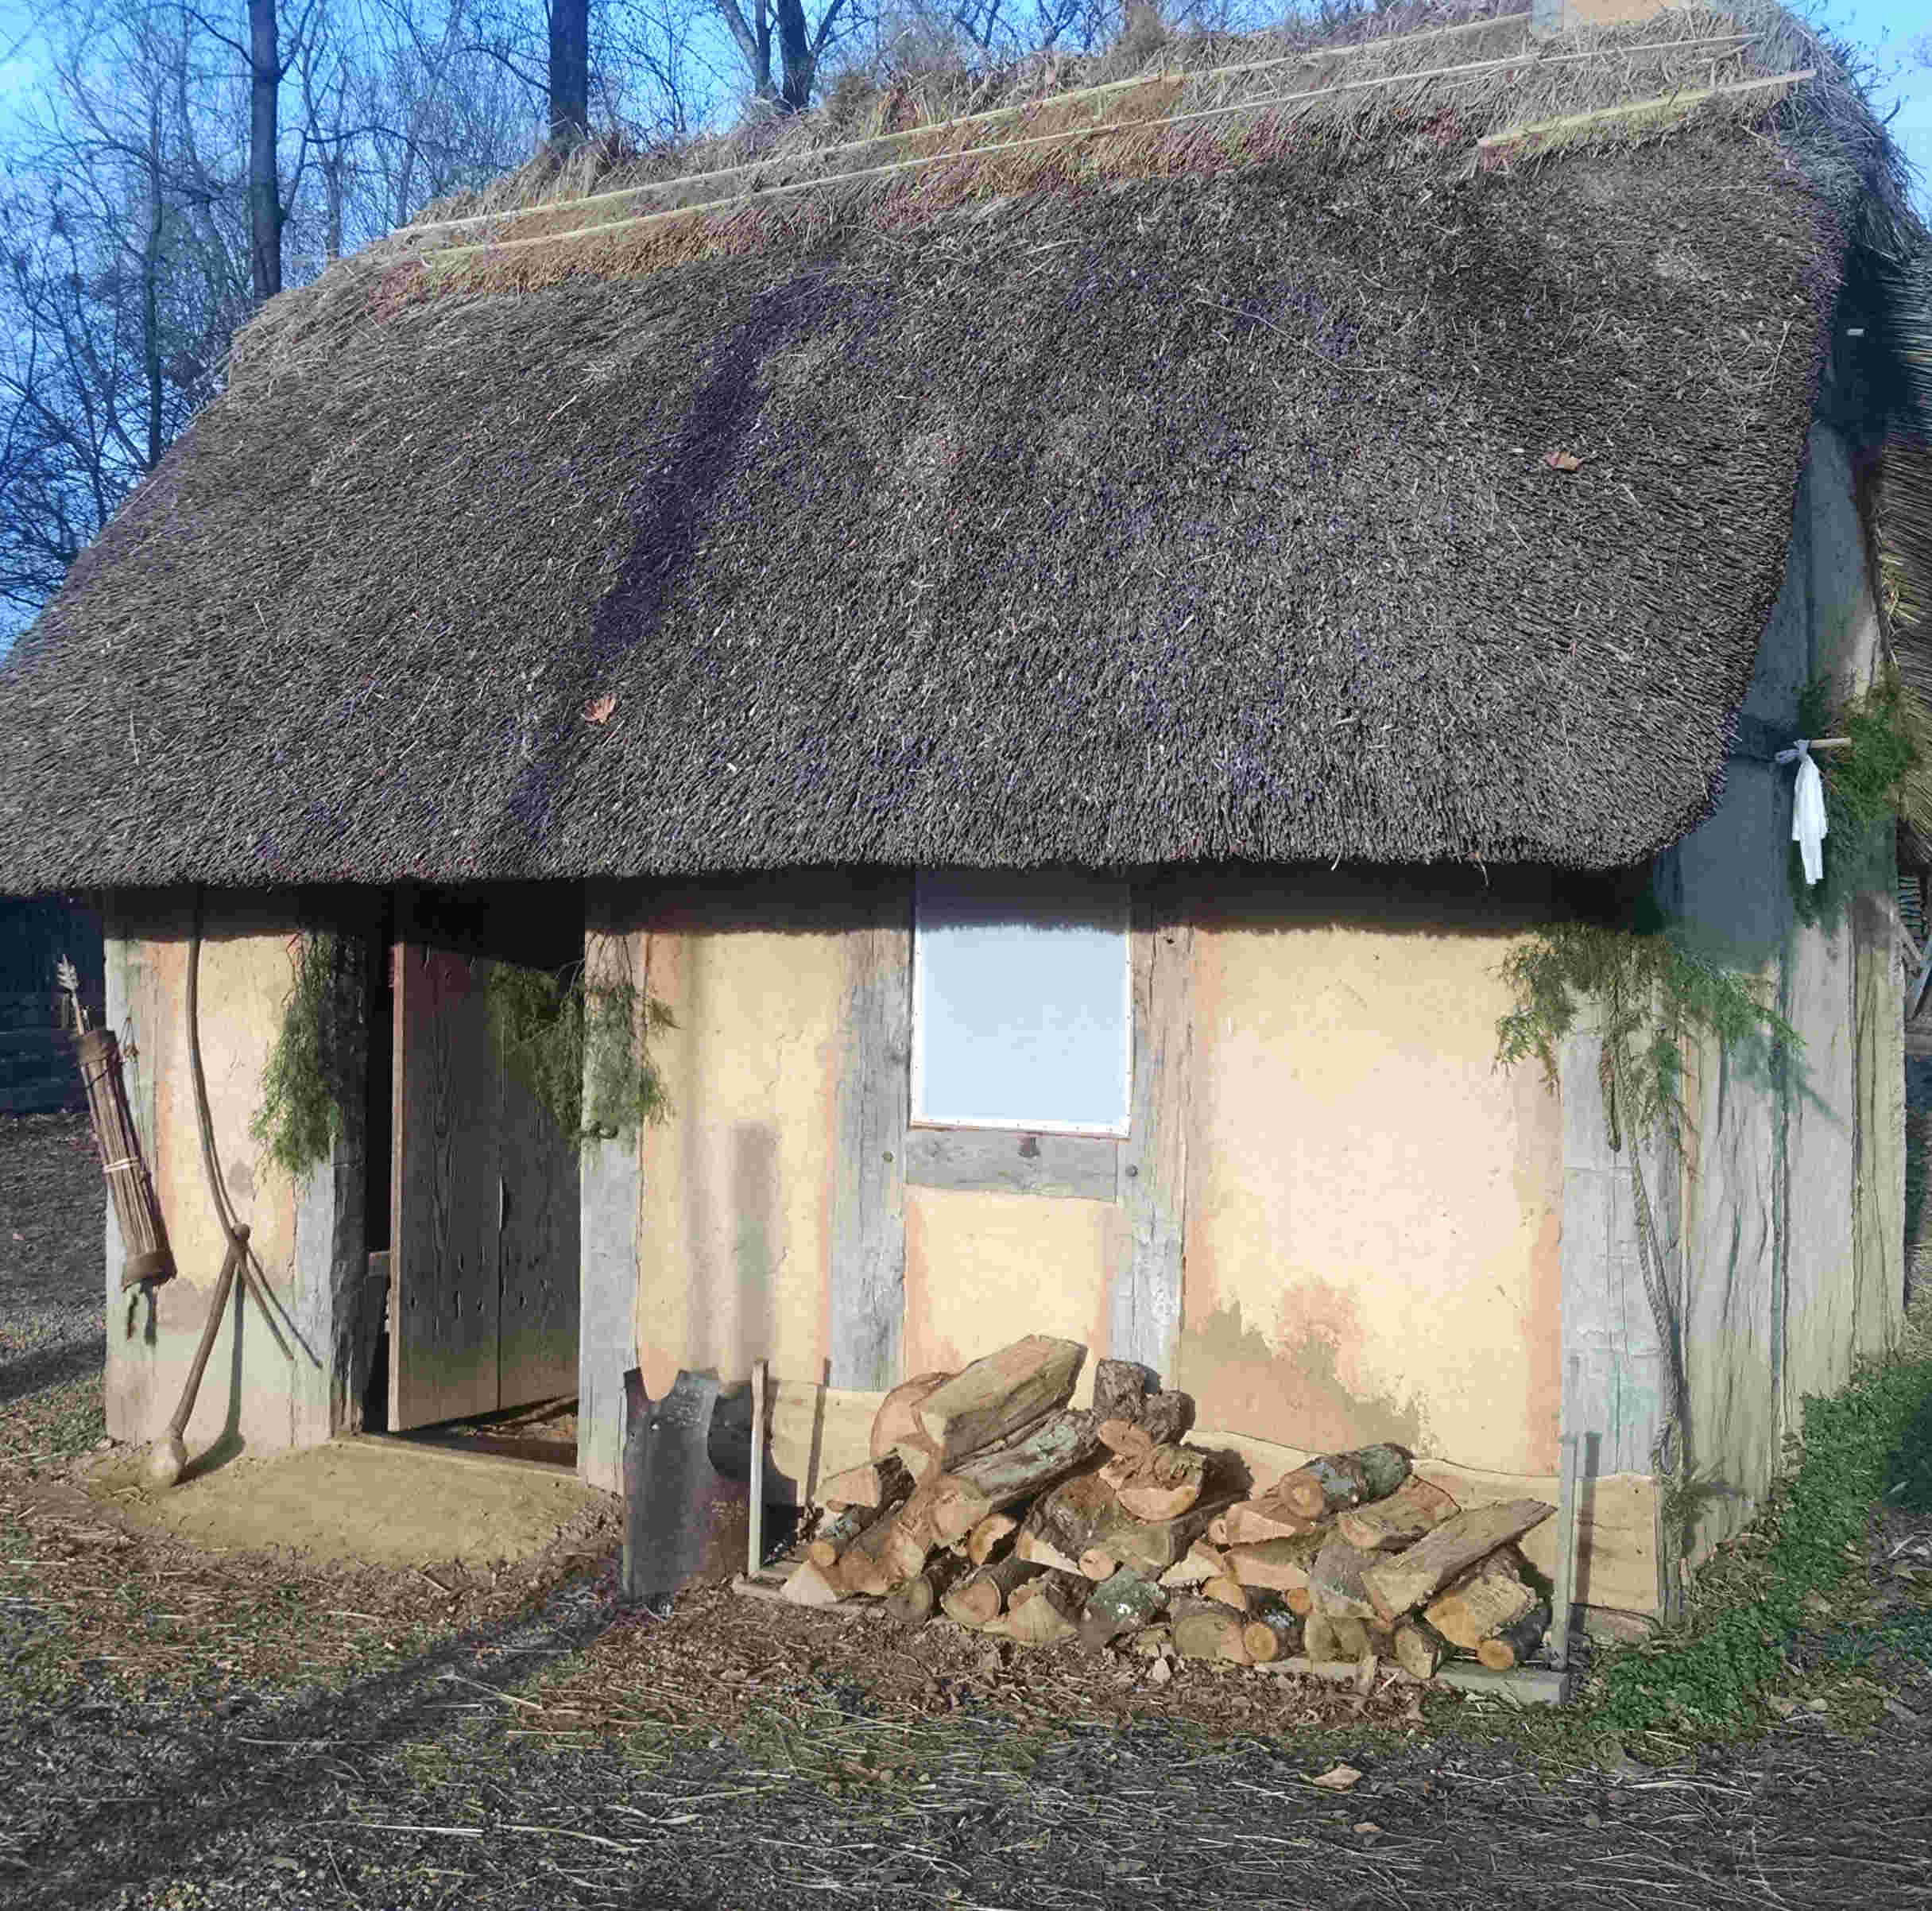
left=627, top=878, right=850, bottom=1404
left=103, top=890, right=363, bottom=1460
left=1182, top=875, right=1566, bottom=1479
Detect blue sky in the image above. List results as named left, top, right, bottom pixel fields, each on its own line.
left=1818, top=0, right=1932, bottom=204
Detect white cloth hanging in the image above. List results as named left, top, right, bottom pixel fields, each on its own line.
left=1775, top=739, right=1829, bottom=886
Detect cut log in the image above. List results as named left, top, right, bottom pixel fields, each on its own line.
left=997, top=1571, right=1086, bottom=1645
left=1171, top=1599, right=1251, bottom=1664
left=780, top=1558, right=846, bottom=1607
left=1308, top=1536, right=1384, bottom=1622
left=1336, top=1475, right=1460, bottom=1552
left=927, top=1409, right=1103, bottom=1545
left=1205, top=1512, right=1231, bottom=1546
left=1201, top=1575, right=1251, bottom=1614
left=1274, top=1444, right=1412, bottom=1521
left=1476, top=1599, right=1552, bottom=1671
left=1090, top=1358, right=1153, bottom=1424
left=1241, top=1603, right=1303, bottom=1664
left=1361, top=1500, right=1555, bottom=1623
left=870, top=1372, right=952, bottom=1464
left=1077, top=1567, right=1166, bottom=1650
left=1222, top=1498, right=1321, bottom=1546
left=877, top=1482, right=946, bottom=1585
left=1392, top=1618, right=1450, bottom=1681
left=1283, top=1587, right=1313, bottom=1617
left=1094, top=1389, right=1193, bottom=1459
left=1160, top=1541, right=1228, bottom=1589
left=819, top=1454, right=913, bottom=1511
left=967, top=1512, right=1020, bottom=1566
left=1424, top=1551, right=1535, bottom=1650
left=901, top=1336, right=1086, bottom=1477
left=1078, top=1548, right=1120, bottom=1583
left=1102, top=1443, right=1206, bottom=1522
left=807, top=1490, right=908, bottom=1570
left=942, top=1552, right=1043, bottom=1627
left=1226, top=1532, right=1327, bottom=1592
left=1014, top=1526, right=1086, bottom=1575
left=836, top=1512, right=904, bottom=1598
left=1303, top=1609, right=1369, bottom=1663
left=1028, top=1471, right=1229, bottom=1582
left=886, top=1554, right=968, bottom=1626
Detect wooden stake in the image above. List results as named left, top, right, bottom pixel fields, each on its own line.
left=1551, top=1355, right=1581, bottom=1670
left=748, top=1359, right=766, bottom=1580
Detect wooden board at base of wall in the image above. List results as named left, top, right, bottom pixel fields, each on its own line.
left=753, top=1378, right=1662, bottom=1616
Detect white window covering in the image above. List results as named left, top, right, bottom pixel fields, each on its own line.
left=912, top=870, right=1131, bottom=1135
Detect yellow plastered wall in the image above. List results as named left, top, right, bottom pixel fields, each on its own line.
left=903, top=1188, right=1115, bottom=1407
left=632, top=883, right=847, bottom=1400
left=1180, top=898, right=1565, bottom=1479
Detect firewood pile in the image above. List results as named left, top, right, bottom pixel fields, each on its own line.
left=780, top=1337, right=1556, bottom=1681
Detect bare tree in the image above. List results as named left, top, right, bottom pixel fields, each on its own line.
left=549, top=0, right=590, bottom=143
left=713, top=0, right=859, bottom=110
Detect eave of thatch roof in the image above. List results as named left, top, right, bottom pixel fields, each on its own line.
left=0, top=2, right=1913, bottom=893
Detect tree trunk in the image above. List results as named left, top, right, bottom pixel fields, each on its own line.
left=548, top=0, right=590, bottom=150
left=773, top=0, right=815, bottom=110
left=141, top=102, right=165, bottom=469
left=249, top=0, right=282, bottom=304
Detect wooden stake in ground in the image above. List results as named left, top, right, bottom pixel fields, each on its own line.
left=1423, top=1549, right=1535, bottom=1650
left=898, top=1336, right=1086, bottom=1479
left=943, top=1552, right=1043, bottom=1627
left=1273, top=1444, right=1411, bottom=1521
left=1476, top=1598, right=1552, bottom=1670
left=1336, top=1475, right=1459, bottom=1552
left=1361, top=1500, right=1555, bottom=1622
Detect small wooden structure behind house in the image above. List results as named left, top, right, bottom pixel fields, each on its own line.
left=0, top=0, right=1925, bottom=1620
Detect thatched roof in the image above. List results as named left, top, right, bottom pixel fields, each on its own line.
left=0, top=1, right=1922, bottom=893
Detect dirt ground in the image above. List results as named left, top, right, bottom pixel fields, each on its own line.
left=79, top=1437, right=607, bottom=1568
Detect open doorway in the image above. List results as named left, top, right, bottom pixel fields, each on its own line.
left=374, top=882, right=584, bottom=1459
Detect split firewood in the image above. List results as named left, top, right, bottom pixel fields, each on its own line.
left=942, top=1552, right=1043, bottom=1627
left=927, top=1409, right=1103, bottom=1545
left=807, top=1479, right=910, bottom=1570
left=996, top=1571, right=1087, bottom=1645
left=1201, top=1575, right=1251, bottom=1614
left=1360, top=1499, right=1555, bottom=1623
left=1308, top=1535, right=1384, bottom=1622
left=877, top=1481, right=947, bottom=1585
left=1205, top=1512, right=1231, bottom=1546
left=1225, top=1532, right=1326, bottom=1592
left=1160, top=1540, right=1228, bottom=1588
left=1273, top=1444, right=1412, bottom=1522
left=1171, top=1599, right=1252, bottom=1664
left=836, top=1512, right=904, bottom=1598
left=967, top=1511, right=1020, bottom=1565
left=886, top=1554, right=969, bottom=1626
left=1427, top=1551, right=1536, bottom=1650
left=1014, top=1526, right=1085, bottom=1575
left=897, top=1335, right=1085, bottom=1479
left=1078, top=1547, right=1119, bottom=1582
left=1077, top=1567, right=1166, bottom=1650
left=1222, top=1496, right=1322, bottom=1546
left=1102, top=1443, right=1206, bottom=1523
left=1392, top=1617, right=1450, bottom=1681
left=1028, top=1471, right=1227, bottom=1581
left=1476, top=1599, right=1552, bottom=1671
left=820, top=1453, right=913, bottom=1511
left=1241, top=1603, right=1303, bottom=1664
left=780, top=1558, right=846, bottom=1607
left=1090, top=1358, right=1155, bottom=1425
left=1336, top=1474, right=1459, bottom=1551
left=1303, top=1609, right=1370, bottom=1663
left=1093, top=1389, right=1192, bottom=1460
left=870, top=1372, right=953, bottom=1465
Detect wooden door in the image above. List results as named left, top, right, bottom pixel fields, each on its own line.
left=390, top=887, right=582, bottom=1431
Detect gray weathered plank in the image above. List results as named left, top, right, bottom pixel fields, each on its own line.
left=579, top=882, right=644, bottom=1492
left=1109, top=885, right=1191, bottom=1378
left=828, top=877, right=911, bottom=1393
left=904, top=1126, right=1117, bottom=1201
